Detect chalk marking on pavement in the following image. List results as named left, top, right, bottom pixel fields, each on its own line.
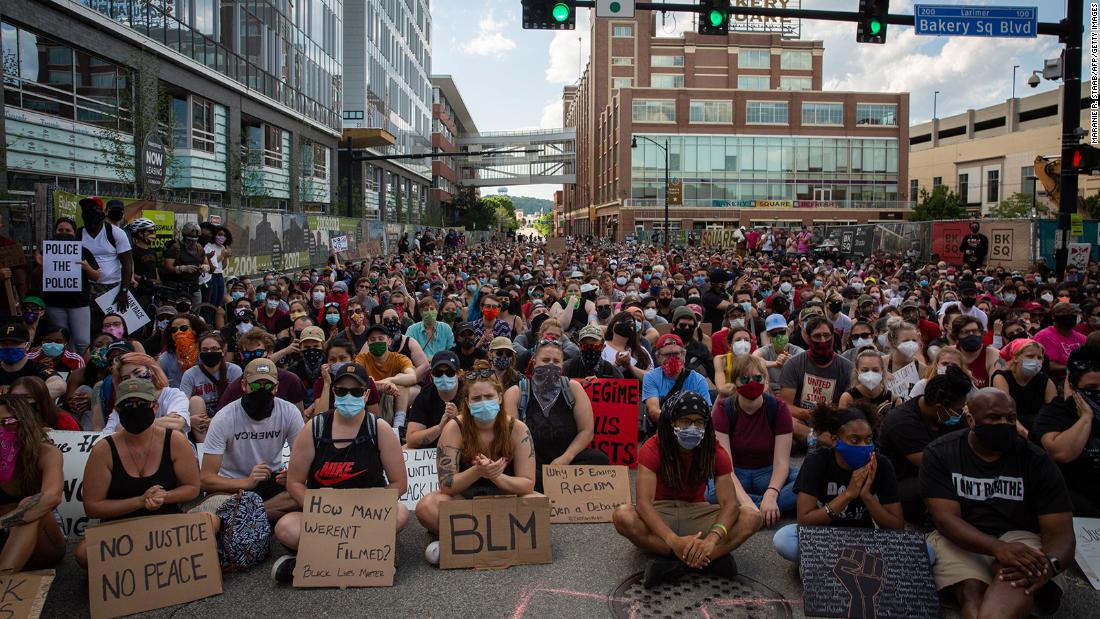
left=511, top=586, right=641, bottom=619
left=699, top=596, right=803, bottom=617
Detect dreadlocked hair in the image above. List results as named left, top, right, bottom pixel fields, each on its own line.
left=656, top=391, right=716, bottom=493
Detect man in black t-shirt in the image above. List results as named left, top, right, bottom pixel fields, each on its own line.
left=959, top=221, right=989, bottom=270
left=1032, top=342, right=1100, bottom=516
left=405, top=351, right=462, bottom=449
left=450, top=322, right=486, bottom=371
left=700, top=269, right=731, bottom=334
left=921, top=388, right=1074, bottom=618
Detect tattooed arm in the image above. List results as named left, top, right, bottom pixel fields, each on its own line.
left=436, top=422, right=482, bottom=496
left=0, top=444, right=63, bottom=527
left=488, top=421, right=536, bottom=496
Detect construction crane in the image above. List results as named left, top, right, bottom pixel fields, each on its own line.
left=1034, top=155, right=1063, bottom=204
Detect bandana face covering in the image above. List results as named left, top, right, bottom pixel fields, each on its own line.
left=531, top=363, right=564, bottom=415
left=0, top=426, right=20, bottom=484
left=173, top=329, right=198, bottom=371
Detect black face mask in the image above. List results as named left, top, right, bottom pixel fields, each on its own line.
left=674, top=327, right=695, bottom=342
left=581, top=348, right=602, bottom=368
left=961, top=297, right=976, bottom=308
left=384, top=319, right=402, bottom=337
left=241, top=389, right=275, bottom=421
left=959, top=335, right=983, bottom=353
left=828, top=301, right=843, bottom=314
left=302, top=348, right=325, bottom=372
left=117, top=403, right=155, bottom=434
left=657, top=298, right=671, bottom=308
left=107, top=209, right=124, bottom=223
left=612, top=321, right=635, bottom=338
left=596, top=307, right=612, bottom=320
left=972, top=422, right=1016, bottom=453
left=81, top=206, right=106, bottom=225
left=199, top=351, right=222, bottom=368
left=457, top=337, right=474, bottom=349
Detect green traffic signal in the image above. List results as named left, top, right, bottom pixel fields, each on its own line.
left=869, top=19, right=883, bottom=35
left=708, top=9, right=726, bottom=28
left=552, top=2, right=571, bottom=22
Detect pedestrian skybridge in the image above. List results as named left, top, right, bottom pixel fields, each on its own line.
left=456, top=128, right=576, bottom=187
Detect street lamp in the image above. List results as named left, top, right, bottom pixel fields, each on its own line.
left=933, top=91, right=939, bottom=120
left=631, top=135, right=670, bottom=250
left=1012, top=64, right=1020, bottom=99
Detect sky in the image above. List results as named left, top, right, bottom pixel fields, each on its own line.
left=430, top=0, right=1076, bottom=200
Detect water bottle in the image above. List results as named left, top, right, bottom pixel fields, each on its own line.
left=807, top=429, right=818, bottom=451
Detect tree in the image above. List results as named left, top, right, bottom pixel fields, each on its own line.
left=909, top=186, right=966, bottom=221
left=532, top=213, right=553, bottom=237
left=1083, top=191, right=1100, bottom=220
left=482, top=194, right=519, bottom=230
left=988, top=191, right=1049, bottom=219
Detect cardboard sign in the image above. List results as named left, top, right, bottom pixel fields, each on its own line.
left=0, top=571, right=54, bottom=619
left=545, top=238, right=567, bottom=254
left=331, top=235, right=349, bottom=252
left=1069, top=243, right=1092, bottom=269
left=294, top=489, right=398, bottom=588
left=86, top=513, right=223, bottom=619
left=400, top=448, right=438, bottom=509
left=583, top=378, right=640, bottom=467
left=95, top=285, right=151, bottom=332
left=0, top=244, right=24, bottom=268
left=542, top=465, right=631, bottom=523
left=799, top=525, right=938, bottom=619
left=438, top=495, right=553, bottom=569
left=1074, top=517, right=1100, bottom=589
left=41, top=240, right=83, bottom=292
left=50, top=430, right=107, bottom=537
left=885, top=362, right=920, bottom=397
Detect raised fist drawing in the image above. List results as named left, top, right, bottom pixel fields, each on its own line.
left=832, top=547, right=885, bottom=618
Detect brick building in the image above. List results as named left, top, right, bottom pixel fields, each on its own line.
left=430, top=75, right=478, bottom=225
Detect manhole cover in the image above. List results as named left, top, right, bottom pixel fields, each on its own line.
left=609, top=570, right=794, bottom=619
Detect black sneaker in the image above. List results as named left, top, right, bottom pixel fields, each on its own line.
left=704, top=553, right=738, bottom=581
left=271, top=555, right=296, bottom=584
left=643, top=557, right=686, bottom=589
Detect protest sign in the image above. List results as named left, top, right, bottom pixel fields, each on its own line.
left=1069, top=243, right=1092, bottom=269
left=331, top=235, right=349, bottom=252
left=543, top=465, right=631, bottom=523
left=885, top=362, right=920, bottom=397
left=400, top=448, right=437, bottom=510
left=95, top=285, right=151, bottom=332
left=583, top=378, right=640, bottom=467
left=545, top=238, right=567, bottom=254
left=0, top=245, right=24, bottom=268
left=294, top=489, right=399, bottom=588
left=41, top=240, right=82, bottom=292
left=799, top=525, right=938, bottom=619
left=439, top=495, right=553, bottom=569
left=50, top=430, right=107, bottom=537
left=0, top=571, right=54, bottom=619
left=1074, top=517, right=1100, bottom=589
left=86, top=513, right=222, bottom=619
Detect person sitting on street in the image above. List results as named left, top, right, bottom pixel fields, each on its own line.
left=218, top=329, right=306, bottom=413
left=488, top=336, right=522, bottom=390
left=354, top=323, right=416, bottom=435
left=643, top=334, right=712, bottom=431
left=778, top=316, right=853, bottom=444
left=0, top=322, right=66, bottom=401
left=406, top=351, right=464, bottom=449
left=991, top=338, right=1057, bottom=438
left=451, top=321, right=488, bottom=371
left=181, top=331, right=241, bottom=443
left=102, top=353, right=192, bottom=435
left=670, top=306, right=714, bottom=382
left=563, top=324, right=623, bottom=380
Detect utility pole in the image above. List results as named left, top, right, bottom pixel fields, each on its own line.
left=1055, top=0, right=1084, bottom=281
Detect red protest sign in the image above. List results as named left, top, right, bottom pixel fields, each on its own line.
left=931, top=221, right=970, bottom=265
left=583, top=378, right=640, bottom=468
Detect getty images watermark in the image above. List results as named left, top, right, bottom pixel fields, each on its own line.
left=1092, top=3, right=1099, bottom=144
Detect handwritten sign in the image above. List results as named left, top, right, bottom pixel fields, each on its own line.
left=0, top=571, right=54, bottom=619
left=545, top=238, right=567, bottom=254
left=1069, top=243, right=1092, bottom=269
left=542, top=465, right=631, bottom=523
left=583, top=378, right=640, bottom=467
left=331, top=235, right=349, bottom=252
left=439, top=495, right=552, bottom=569
left=294, top=489, right=398, bottom=588
left=885, top=362, right=920, bottom=397
left=0, top=244, right=24, bottom=269
left=42, top=240, right=82, bottom=292
left=1074, top=517, right=1100, bottom=589
left=95, top=285, right=151, bottom=333
left=799, top=525, right=938, bottom=619
left=50, top=430, right=106, bottom=537
left=86, top=513, right=223, bottom=619
left=400, top=448, right=437, bottom=509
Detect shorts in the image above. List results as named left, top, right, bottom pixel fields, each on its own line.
left=378, top=393, right=395, bottom=426
left=254, top=478, right=287, bottom=501
left=461, top=480, right=509, bottom=499
left=653, top=500, right=720, bottom=537
left=927, top=529, right=1064, bottom=596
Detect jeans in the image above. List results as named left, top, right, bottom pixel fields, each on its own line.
left=45, top=306, right=91, bottom=354
left=207, top=273, right=225, bottom=306
left=705, top=465, right=798, bottom=513
left=772, top=523, right=937, bottom=564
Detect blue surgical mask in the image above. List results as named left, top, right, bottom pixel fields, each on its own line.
left=940, top=408, right=964, bottom=427
left=325, top=313, right=340, bottom=325
left=256, top=292, right=268, bottom=302
left=694, top=276, right=706, bottom=286
left=231, top=291, right=245, bottom=301
left=41, top=342, right=65, bottom=358
left=673, top=426, right=705, bottom=450
left=469, top=400, right=500, bottom=422
left=334, top=394, right=364, bottom=417
left=433, top=374, right=458, bottom=392
left=0, top=347, right=26, bottom=364
left=834, top=441, right=875, bottom=469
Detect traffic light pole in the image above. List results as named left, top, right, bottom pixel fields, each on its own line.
left=1055, top=0, right=1084, bottom=282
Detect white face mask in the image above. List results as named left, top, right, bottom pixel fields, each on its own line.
left=731, top=340, right=752, bottom=357
left=1040, top=293, right=1054, bottom=303
left=730, top=318, right=745, bottom=329
left=858, top=370, right=883, bottom=390
left=877, top=334, right=890, bottom=349
left=937, top=365, right=949, bottom=375
left=1019, top=359, right=1043, bottom=378
left=643, top=308, right=657, bottom=321
left=853, top=337, right=873, bottom=349
left=897, top=340, right=921, bottom=359
left=780, top=282, right=793, bottom=293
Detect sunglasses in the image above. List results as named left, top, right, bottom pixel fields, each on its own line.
left=333, top=387, right=366, bottom=398
left=738, top=374, right=765, bottom=385
left=464, top=369, right=494, bottom=381
left=167, top=325, right=191, bottom=334
left=580, top=343, right=604, bottom=352
left=248, top=382, right=276, bottom=392
left=432, top=367, right=457, bottom=378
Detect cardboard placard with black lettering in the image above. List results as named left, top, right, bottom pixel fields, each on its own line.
left=86, top=513, right=223, bottom=619
left=545, top=238, right=567, bottom=254
left=1074, top=517, right=1100, bottom=589
left=583, top=378, right=640, bottom=467
left=799, top=525, right=938, bottom=619
left=438, top=495, right=552, bottom=570
left=400, top=448, right=437, bottom=509
left=294, top=488, right=398, bottom=588
left=50, top=430, right=107, bottom=537
left=542, top=465, right=631, bottom=523
left=0, top=570, right=54, bottom=619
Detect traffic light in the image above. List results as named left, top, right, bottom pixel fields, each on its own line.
left=856, top=0, right=889, bottom=44
left=1066, top=144, right=1100, bottom=175
left=522, top=0, right=575, bottom=30
left=698, top=1, right=730, bottom=36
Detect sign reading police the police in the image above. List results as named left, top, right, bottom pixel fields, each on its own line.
left=41, top=240, right=83, bottom=292
left=294, top=489, right=398, bottom=588
left=543, top=465, right=631, bottom=523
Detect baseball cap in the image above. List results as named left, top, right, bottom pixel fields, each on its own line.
left=106, top=341, right=135, bottom=356
left=765, top=314, right=787, bottom=332
left=0, top=322, right=29, bottom=344
left=488, top=337, right=513, bottom=352
left=332, top=363, right=371, bottom=386
left=655, top=333, right=683, bottom=351
left=115, top=378, right=157, bottom=404
left=299, top=326, right=325, bottom=343
left=332, top=281, right=348, bottom=293
left=579, top=283, right=597, bottom=293
left=78, top=196, right=105, bottom=211
left=244, top=358, right=279, bottom=384
left=155, top=306, right=178, bottom=319
left=431, top=350, right=461, bottom=370
left=455, top=321, right=476, bottom=335
left=577, top=324, right=604, bottom=341
left=21, top=296, right=44, bottom=309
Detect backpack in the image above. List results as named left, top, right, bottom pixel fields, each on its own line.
left=215, top=490, right=271, bottom=571
left=313, top=410, right=378, bottom=450
left=79, top=222, right=119, bottom=248
left=517, top=376, right=575, bottom=421
left=721, top=393, right=780, bottom=436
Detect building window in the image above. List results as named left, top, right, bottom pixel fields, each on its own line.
left=780, top=50, right=812, bottom=70
left=802, top=102, right=843, bottom=126
left=746, top=102, right=788, bottom=124
left=612, top=24, right=634, bottom=37
left=191, top=96, right=215, bottom=152
left=612, top=77, right=633, bottom=89
left=264, top=124, right=283, bottom=168
left=932, top=176, right=943, bottom=188
left=651, top=74, right=684, bottom=89
left=779, top=76, right=812, bottom=91
left=856, top=103, right=898, bottom=126
left=911, top=180, right=919, bottom=199
left=737, top=75, right=769, bottom=90
left=651, top=55, right=684, bottom=67
left=631, top=99, right=676, bottom=123
left=343, top=110, right=364, bottom=120
left=689, top=100, right=733, bottom=124
left=313, top=143, right=328, bottom=179
left=987, top=169, right=999, bottom=202
left=1021, top=166, right=1037, bottom=195
left=738, top=49, right=771, bottom=69
left=611, top=57, right=633, bottom=66
left=958, top=173, right=969, bottom=203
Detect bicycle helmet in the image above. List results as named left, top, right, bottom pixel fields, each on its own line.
left=127, top=218, right=156, bottom=233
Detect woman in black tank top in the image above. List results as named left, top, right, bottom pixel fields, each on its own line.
left=271, top=364, right=408, bottom=579
left=74, top=379, right=203, bottom=569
